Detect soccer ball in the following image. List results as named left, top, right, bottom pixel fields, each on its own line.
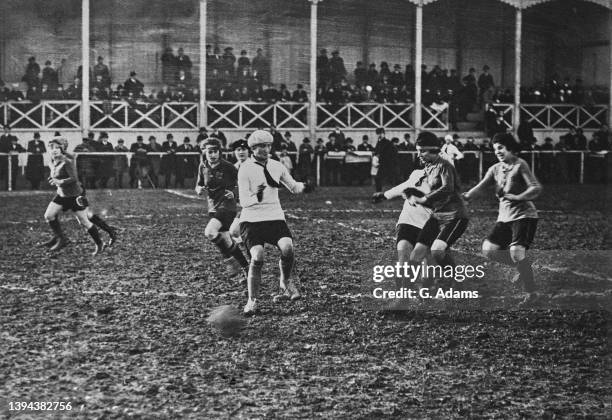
left=207, top=305, right=246, bottom=338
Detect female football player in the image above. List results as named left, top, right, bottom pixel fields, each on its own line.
left=405, top=131, right=469, bottom=287
left=196, top=138, right=249, bottom=279
left=43, top=137, right=109, bottom=255
left=463, top=133, right=541, bottom=293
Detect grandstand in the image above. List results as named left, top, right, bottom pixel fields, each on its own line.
left=0, top=0, right=609, bottom=147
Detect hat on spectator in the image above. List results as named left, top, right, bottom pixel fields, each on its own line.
left=118, top=138, right=124, bottom=144
left=224, top=47, right=233, bottom=52
left=375, top=127, right=385, bottom=135
left=332, top=50, right=339, bottom=55
left=49, top=136, right=68, bottom=151
left=444, top=134, right=453, bottom=142
left=284, top=131, right=291, bottom=138
left=99, top=131, right=109, bottom=139
left=130, top=71, right=136, bottom=77
left=167, top=134, right=173, bottom=139
left=248, top=130, right=273, bottom=148
left=231, top=139, right=249, bottom=151
left=33, top=132, right=40, bottom=138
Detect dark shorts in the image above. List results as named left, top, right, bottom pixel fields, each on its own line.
left=395, top=224, right=421, bottom=246
left=487, top=218, right=538, bottom=249
left=52, top=194, right=88, bottom=212
left=417, top=217, right=469, bottom=248
left=209, top=210, right=237, bottom=232
left=240, top=220, right=293, bottom=251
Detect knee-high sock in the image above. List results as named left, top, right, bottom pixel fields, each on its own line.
left=487, top=249, right=515, bottom=266
left=87, top=226, right=102, bottom=245
left=439, top=251, right=456, bottom=269
left=210, top=233, right=232, bottom=258
left=48, top=219, right=64, bottom=238
left=248, top=260, right=264, bottom=299
left=279, top=254, right=294, bottom=287
left=228, top=242, right=249, bottom=268
left=89, top=214, right=114, bottom=234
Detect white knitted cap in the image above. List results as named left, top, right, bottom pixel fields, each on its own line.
left=248, top=130, right=273, bottom=147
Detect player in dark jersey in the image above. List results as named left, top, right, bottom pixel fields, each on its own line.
left=464, top=133, right=542, bottom=295
left=229, top=139, right=250, bottom=248
left=196, top=138, right=249, bottom=279
left=407, top=131, right=469, bottom=287
left=43, top=137, right=114, bottom=255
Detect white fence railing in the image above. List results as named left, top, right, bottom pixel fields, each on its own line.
left=1, top=150, right=608, bottom=191
left=0, top=101, right=608, bottom=132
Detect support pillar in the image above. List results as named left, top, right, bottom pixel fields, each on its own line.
left=309, top=0, right=320, bottom=144
left=414, top=1, right=423, bottom=134
left=82, top=0, right=90, bottom=135
left=513, top=7, right=522, bottom=134
left=200, top=0, right=207, bottom=128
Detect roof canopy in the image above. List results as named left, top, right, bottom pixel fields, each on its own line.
left=406, top=0, right=611, bottom=9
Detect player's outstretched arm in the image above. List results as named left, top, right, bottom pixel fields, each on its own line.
left=279, top=165, right=314, bottom=194
left=463, top=166, right=495, bottom=201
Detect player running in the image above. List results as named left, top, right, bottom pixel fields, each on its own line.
left=196, top=138, right=249, bottom=280
left=463, top=132, right=541, bottom=294
left=43, top=137, right=116, bottom=255
left=407, top=131, right=469, bottom=286
left=372, top=167, right=432, bottom=265
left=238, top=130, right=314, bottom=315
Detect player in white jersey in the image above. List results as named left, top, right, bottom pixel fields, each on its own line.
left=372, top=168, right=433, bottom=264
left=238, top=130, right=314, bottom=315
left=464, top=133, right=541, bottom=295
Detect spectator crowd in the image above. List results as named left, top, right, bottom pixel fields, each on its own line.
left=1, top=49, right=608, bottom=111
left=0, top=123, right=609, bottom=191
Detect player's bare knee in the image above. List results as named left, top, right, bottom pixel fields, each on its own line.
left=44, top=211, right=56, bottom=222
left=482, top=240, right=499, bottom=259
left=204, top=225, right=220, bottom=241
left=509, top=245, right=526, bottom=263
left=250, top=246, right=265, bottom=262
left=410, top=243, right=429, bottom=262
left=397, top=240, right=413, bottom=254
left=277, top=238, right=294, bottom=258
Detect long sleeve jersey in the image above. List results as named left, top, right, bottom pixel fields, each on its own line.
left=50, top=154, right=83, bottom=197
left=238, top=157, right=304, bottom=222
left=384, top=169, right=433, bottom=228
left=196, top=158, right=238, bottom=213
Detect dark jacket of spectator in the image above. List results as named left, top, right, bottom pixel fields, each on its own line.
left=124, top=73, right=144, bottom=96
left=41, top=63, right=58, bottom=89
left=25, top=136, right=46, bottom=188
